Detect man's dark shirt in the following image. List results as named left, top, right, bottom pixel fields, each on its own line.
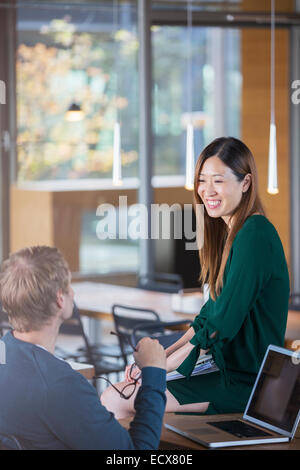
left=0, top=331, right=166, bottom=449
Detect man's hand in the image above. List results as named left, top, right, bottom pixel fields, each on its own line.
left=133, top=337, right=166, bottom=371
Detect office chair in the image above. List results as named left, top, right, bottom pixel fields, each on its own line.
left=137, top=272, right=184, bottom=294
left=112, top=304, right=192, bottom=362
left=289, top=293, right=300, bottom=311
left=56, top=303, right=125, bottom=383
left=111, top=304, right=163, bottom=366
left=131, top=319, right=193, bottom=350
left=68, top=305, right=133, bottom=368
left=0, top=303, right=11, bottom=338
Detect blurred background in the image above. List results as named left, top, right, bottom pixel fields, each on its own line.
left=0, top=0, right=299, bottom=294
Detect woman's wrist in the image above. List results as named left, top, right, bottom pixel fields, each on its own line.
left=166, top=341, right=194, bottom=373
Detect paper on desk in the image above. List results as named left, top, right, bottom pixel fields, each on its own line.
left=166, top=354, right=219, bottom=381
left=66, top=360, right=94, bottom=371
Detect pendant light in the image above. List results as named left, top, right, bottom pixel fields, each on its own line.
left=267, top=0, right=279, bottom=195
left=184, top=0, right=194, bottom=191
left=65, top=102, right=84, bottom=122
left=185, top=121, right=195, bottom=191
left=112, top=0, right=123, bottom=186
left=65, top=36, right=84, bottom=122
left=112, top=121, right=122, bottom=186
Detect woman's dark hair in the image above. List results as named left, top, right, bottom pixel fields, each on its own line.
left=193, top=137, right=266, bottom=300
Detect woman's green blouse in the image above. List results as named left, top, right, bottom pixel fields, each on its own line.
left=177, top=215, right=290, bottom=385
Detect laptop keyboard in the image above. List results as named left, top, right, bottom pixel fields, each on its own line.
left=209, top=420, right=272, bottom=438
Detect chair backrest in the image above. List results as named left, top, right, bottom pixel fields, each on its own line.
left=289, top=293, right=300, bottom=311
left=59, top=303, right=84, bottom=336
left=138, top=272, right=183, bottom=293
left=131, top=319, right=192, bottom=350
left=112, top=304, right=161, bottom=361
left=0, top=304, right=11, bottom=338
left=58, top=303, right=94, bottom=364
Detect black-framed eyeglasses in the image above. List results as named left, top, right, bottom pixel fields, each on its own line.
left=94, top=330, right=140, bottom=399
left=95, top=362, right=141, bottom=400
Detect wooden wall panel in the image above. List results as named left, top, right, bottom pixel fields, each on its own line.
left=241, top=0, right=294, bottom=12
left=10, top=187, right=54, bottom=251
left=9, top=185, right=194, bottom=272
left=241, top=28, right=290, bottom=270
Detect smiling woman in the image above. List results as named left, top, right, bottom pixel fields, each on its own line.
left=101, top=136, right=290, bottom=420
left=194, top=137, right=265, bottom=299
left=198, top=157, right=251, bottom=225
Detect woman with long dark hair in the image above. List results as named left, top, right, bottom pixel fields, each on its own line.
left=101, top=137, right=290, bottom=418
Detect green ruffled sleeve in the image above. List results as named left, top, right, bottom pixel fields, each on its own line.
left=176, top=228, right=273, bottom=385
left=191, top=297, right=210, bottom=334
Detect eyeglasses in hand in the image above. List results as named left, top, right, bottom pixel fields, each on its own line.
left=94, top=330, right=140, bottom=399
left=95, top=362, right=141, bottom=400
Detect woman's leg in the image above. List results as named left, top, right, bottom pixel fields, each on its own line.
left=100, top=380, right=209, bottom=419
left=165, top=390, right=209, bottom=414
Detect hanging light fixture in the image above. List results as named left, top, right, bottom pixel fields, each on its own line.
left=184, top=0, right=194, bottom=191
left=267, top=0, right=279, bottom=195
left=65, top=102, right=84, bottom=122
left=112, top=0, right=123, bottom=186
left=185, top=121, right=195, bottom=191
left=65, top=35, right=84, bottom=122
left=112, top=121, right=122, bottom=186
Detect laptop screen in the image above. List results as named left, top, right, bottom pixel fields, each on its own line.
left=246, top=349, right=300, bottom=433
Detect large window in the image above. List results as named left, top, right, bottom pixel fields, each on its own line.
left=17, top=1, right=138, bottom=181
left=15, top=1, right=241, bottom=276
left=80, top=209, right=139, bottom=274
left=17, top=2, right=241, bottom=182
left=152, top=25, right=241, bottom=176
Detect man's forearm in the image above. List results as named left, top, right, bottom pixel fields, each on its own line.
left=128, top=367, right=166, bottom=450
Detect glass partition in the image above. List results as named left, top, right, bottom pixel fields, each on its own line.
left=152, top=25, right=241, bottom=176
left=16, top=1, right=241, bottom=182
left=15, top=0, right=241, bottom=277
left=17, top=1, right=138, bottom=181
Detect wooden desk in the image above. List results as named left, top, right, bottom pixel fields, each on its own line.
left=72, top=282, right=194, bottom=323
left=72, top=282, right=300, bottom=346
left=120, top=414, right=300, bottom=450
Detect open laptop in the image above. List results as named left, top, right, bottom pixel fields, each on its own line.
left=165, top=344, right=300, bottom=448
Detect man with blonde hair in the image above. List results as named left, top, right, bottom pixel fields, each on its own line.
left=0, top=246, right=167, bottom=450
